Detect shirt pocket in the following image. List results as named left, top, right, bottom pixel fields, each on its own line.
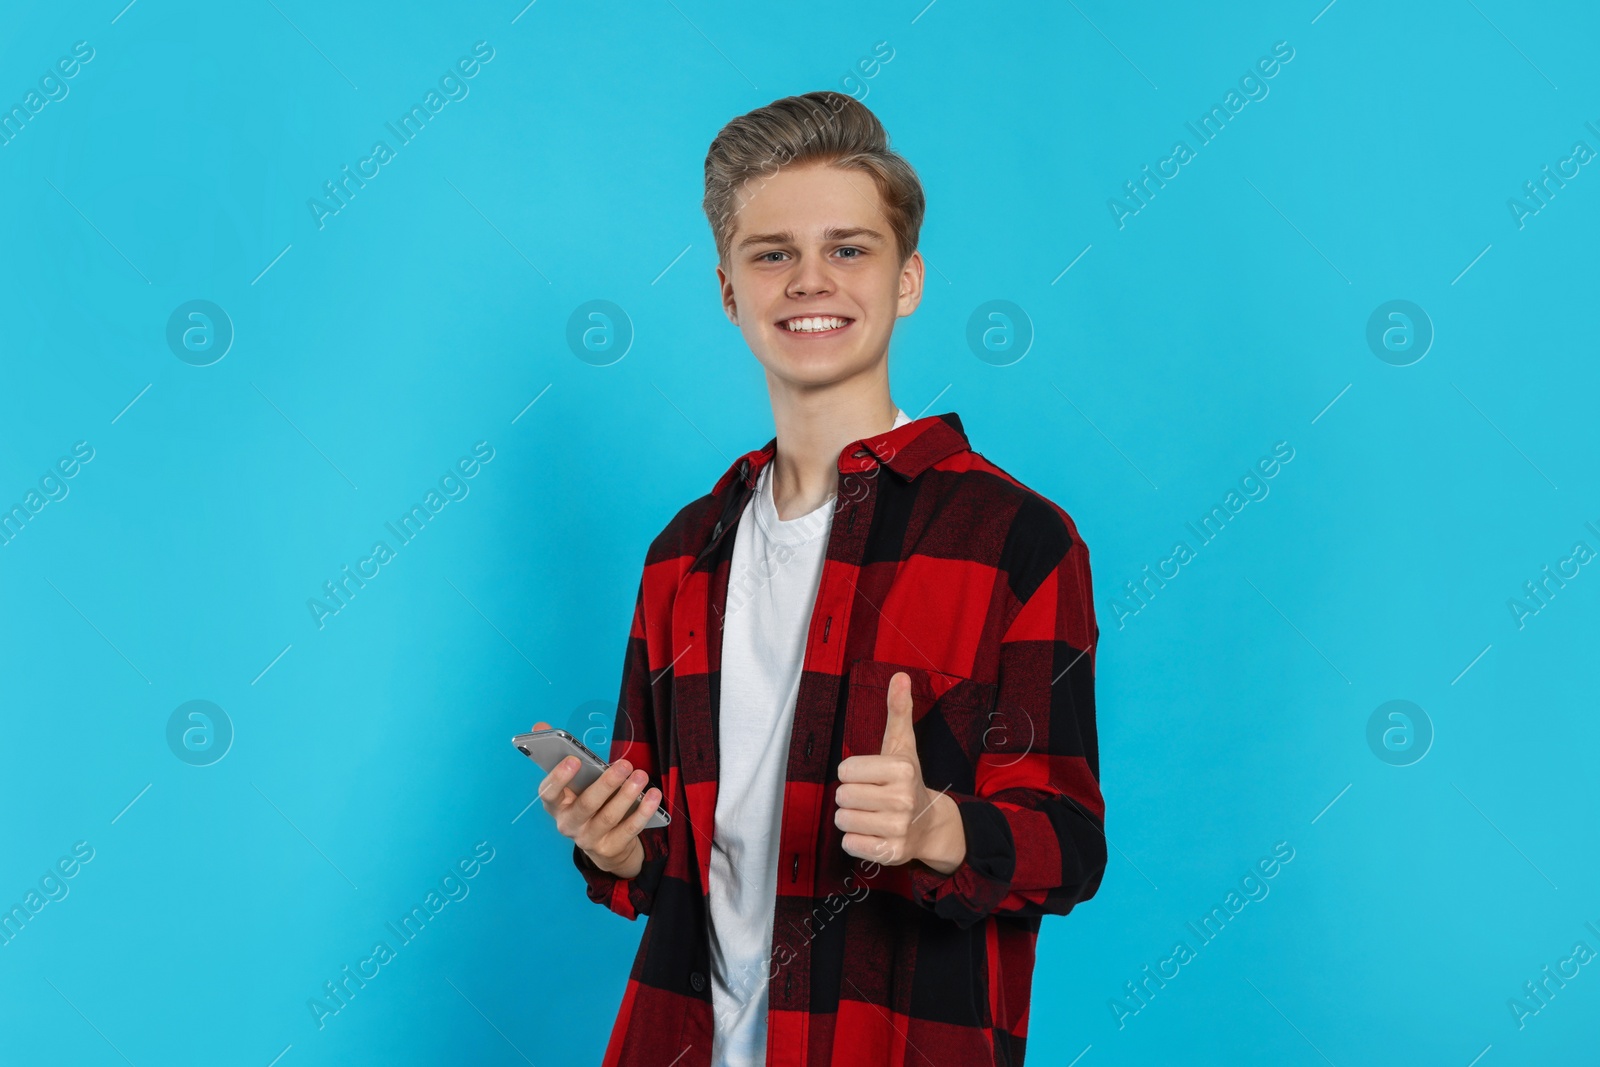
left=840, top=658, right=999, bottom=794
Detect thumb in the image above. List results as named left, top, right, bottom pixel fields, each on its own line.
left=881, top=672, right=917, bottom=757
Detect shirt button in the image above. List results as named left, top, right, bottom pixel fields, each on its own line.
left=852, top=448, right=868, bottom=458
left=690, top=971, right=706, bottom=992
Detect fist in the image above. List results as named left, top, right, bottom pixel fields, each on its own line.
left=834, top=671, right=938, bottom=866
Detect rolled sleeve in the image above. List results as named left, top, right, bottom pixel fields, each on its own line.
left=907, top=793, right=1016, bottom=927
left=573, top=824, right=670, bottom=922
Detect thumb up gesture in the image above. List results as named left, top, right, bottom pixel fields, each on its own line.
left=835, top=671, right=950, bottom=867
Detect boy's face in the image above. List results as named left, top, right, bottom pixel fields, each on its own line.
left=716, top=161, right=923, bottom=393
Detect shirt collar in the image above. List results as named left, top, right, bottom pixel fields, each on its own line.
left=711, top=411, right=971, bottom=497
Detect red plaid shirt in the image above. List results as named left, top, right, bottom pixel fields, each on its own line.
left=572, top=411, right=1105, bottom=1067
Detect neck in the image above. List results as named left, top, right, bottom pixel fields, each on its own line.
left=764, top=370, right=898, bottom=522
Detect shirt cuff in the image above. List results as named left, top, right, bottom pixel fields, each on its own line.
left=572, top=827, right=669, bottom=921
left=906, top=792, right=1016, bottom=928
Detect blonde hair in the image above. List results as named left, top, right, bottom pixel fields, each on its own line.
left=702, top=90, right=925, bottom=268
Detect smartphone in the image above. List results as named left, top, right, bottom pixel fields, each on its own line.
left=512, top=727, right=670, bottom=829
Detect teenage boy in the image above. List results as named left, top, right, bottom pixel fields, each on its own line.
left=539, top=90, right=1105, bottom=1067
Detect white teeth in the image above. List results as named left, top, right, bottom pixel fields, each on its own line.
left=782, top=316, right=850, bottom=333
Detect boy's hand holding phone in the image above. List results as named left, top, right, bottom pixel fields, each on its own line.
left=539, top=745, right=663, bottom=880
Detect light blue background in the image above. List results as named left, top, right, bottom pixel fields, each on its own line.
left=1, top=1, right=1596, bottom=1064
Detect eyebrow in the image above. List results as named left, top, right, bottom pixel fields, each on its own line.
left=736, top=226, right=888, bottom=252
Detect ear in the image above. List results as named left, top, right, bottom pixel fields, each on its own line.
left=716, top=263, right=737, bottom=324
left=895, top=250, right=924, bottom=318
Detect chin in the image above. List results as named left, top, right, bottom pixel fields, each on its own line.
left=767, top=354, right=876, bottom=390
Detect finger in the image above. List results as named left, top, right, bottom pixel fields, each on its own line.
left=835, top=807, right=902, bottom=838
left=835, top=782, right=904, bottom=813
left=572, top=757, right=633, bottom=819
left=537, top=755, right=580, bottom=805
left=611, top=783, right=663, bottom=842
left=581, top=769, right=652, bottom=854
left=842, top=833, right=904, bottom=864
left=537, top=760, right=577, bottom=814
left=837, top=754, right=907, bottom=786
left=538, top=777, right=576, bottom=816
left=556, top=758, right=633, bottom=837
left=880, top=672, right=916, bottom=756
left=595, top=767, right=652, bottom=833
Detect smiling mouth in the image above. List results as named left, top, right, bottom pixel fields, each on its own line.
left=777, top=315, right=854, bottom=336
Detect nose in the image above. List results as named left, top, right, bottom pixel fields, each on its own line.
left=786, top=252, right=835, bottom=299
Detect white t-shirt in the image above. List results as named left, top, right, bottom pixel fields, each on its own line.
left=709, top=409, right=911, bottom=1067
